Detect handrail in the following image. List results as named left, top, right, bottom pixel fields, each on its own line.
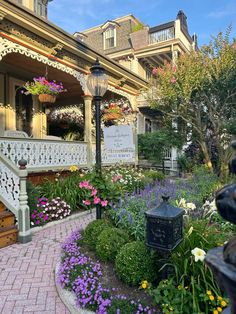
left=0, top=150, right=21, bottom=176
left=0, top=137, right=88, bottom=145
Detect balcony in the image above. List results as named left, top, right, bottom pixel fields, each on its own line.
left=149, top=27, right=175, bottom=45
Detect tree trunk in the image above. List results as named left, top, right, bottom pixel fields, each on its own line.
left=199, top=141, right=213, bottom=172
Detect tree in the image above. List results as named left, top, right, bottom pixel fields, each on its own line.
left=149, top=29, right=236, bottom=177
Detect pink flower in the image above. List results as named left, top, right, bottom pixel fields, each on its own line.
left=91, top=189, right=97, bottom=196
left=83, top=200, right=91, bottom=206
left=79, top=181, right=90, bottom=188
left=112, top=175, right=122, bottom=183
left=101, top=200, right=108, bottom=207
left=170, top=77, right=177, bottom=84
left=152, top=68, right=158, bottom=75
left=93, top=197, right=100, bottom=205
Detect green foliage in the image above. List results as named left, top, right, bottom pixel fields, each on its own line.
left=115, top=241, right=156, bottom=286
left=40, top=172, right=86, bottom=211
left=150, top=278, right=193, bottom=314
left=87, top=170, right=121, bottom=204
left=131, top=22, right=144, bottom=33
left=109, top=197, right=147, bottom=241
left=138, top=129, right=183, bottom=163
left=26, top=180, right=41, bottom=214
left=177, top=155, right=192, bottom=173
left=108, top=298, right=140, bottom=314
left=159, top=218, right=232, bottom=313
left=150, top=29, right=236, bottom=174
left=95, top=227, right=130, bottom=262
left=143, top=169, right=165, bottom=182
left=83, top=219, right=112, bottom=249
left=176, top=165, right=221, bottom=205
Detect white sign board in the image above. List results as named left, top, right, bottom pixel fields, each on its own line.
left=104, top=125, right=134, bottom=150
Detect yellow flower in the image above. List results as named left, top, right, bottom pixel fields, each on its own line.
left=206, top=290, right=212, bottom=295
left=213, top=310, right=218, bottom=314
left=141, top=280, right=148, bottom=289
left=217, top=296, right=222, bottom=301
left=217, top=307, right=222, bottom=312
left=169, top=307, right=173, bottom=311
left=221, top=301, right=227, bottom=307
left=69, top=165, right=78, bottom=172
left=209, top=295, right=215, bottom=301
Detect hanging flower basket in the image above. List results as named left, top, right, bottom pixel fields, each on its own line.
left=38, top=94, right=56, bottom=103
left=103, top=112, right=123, bottom=121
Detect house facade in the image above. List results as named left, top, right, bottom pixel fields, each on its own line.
left=0, top=0, right=148, bottom=244
left=79, top=11, right=197, bottom=134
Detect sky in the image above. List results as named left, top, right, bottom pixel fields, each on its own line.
left=48, top=0, right=236, bottom=47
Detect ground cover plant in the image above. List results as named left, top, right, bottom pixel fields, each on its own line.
left=57, top=230, right=156, bottom=314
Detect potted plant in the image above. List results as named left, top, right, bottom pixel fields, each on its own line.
left=23, top=76, right=67, bottom=103
left=102, top=98, right=133, bottom=122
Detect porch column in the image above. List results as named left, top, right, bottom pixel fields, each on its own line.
left=0, top=104, right=5, bottom=136
left=129, top=96, right=139, bottom=166
left=83, top=95, right=93, bottom=166
left=32, top=98, right=46, bottom=139
left=5, top=105, right=16, bottom=130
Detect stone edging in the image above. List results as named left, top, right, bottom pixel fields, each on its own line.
left=55, top=262, right=95, bottom=314
left=31, top=208, right=96, bottom=234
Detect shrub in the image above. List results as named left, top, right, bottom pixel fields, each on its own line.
left=96, top=227, right=130, bottom=262
left=83, top=219, right=112, bottom=249
left=143, top=169, right=165, bottom=182
left=115, top=241, right=156, bottom=286
left=26, top=180, right=41, bottom=214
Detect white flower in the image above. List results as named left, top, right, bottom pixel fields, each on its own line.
left=176, top=198, right=186, bottom=208
left=191, top=247, right=206, bottom=262
left=186, top=202, right=196, bottom=210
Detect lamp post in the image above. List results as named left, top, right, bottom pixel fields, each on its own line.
left=87, top=57, right=108, bottom=219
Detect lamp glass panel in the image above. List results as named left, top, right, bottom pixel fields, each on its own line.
left=87, top=73, right=108, bottom=97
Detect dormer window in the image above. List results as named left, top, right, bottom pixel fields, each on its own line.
left=104, top=27, right=116, bottom=49
left=35, top=0, right=47, bottom=18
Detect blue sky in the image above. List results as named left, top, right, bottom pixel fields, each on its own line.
left=48, top=0, right=236, bottom=47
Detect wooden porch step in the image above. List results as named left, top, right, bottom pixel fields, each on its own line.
left=0, top=226, right=18, bottom=249
left=0, top=202, right=6, bottom=212
left=0, top=211, right=15, bottom=228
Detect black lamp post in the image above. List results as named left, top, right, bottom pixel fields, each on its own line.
left=87, top=57, right=108, bottom=219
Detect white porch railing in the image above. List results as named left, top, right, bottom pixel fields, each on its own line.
left=0, top=137, right=88, bottom=171
left=149, top=27, right=175, bottom=44
left=0, top=152, right=20, bottom=218
left=0, top=152, right=31, bottom=243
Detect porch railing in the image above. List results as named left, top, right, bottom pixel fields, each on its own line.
left=0, top=137, right=88, bottom=171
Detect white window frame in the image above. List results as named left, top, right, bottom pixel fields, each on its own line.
left=103, top=27, right=116, bottom=50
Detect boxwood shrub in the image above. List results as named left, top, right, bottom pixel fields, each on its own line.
left=83, top=219, right=112, bottom=249
left=115, top=241, right=157, bottom=286
left=96, top=227, right=130, bottom=262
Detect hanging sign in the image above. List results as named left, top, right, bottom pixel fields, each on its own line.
left=104, top=125, right=134, bottom=150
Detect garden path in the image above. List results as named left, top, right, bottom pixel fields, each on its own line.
left=0, top=212, right=95, bottom=314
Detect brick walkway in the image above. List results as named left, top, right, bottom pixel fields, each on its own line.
left=0, top=212, right=95, bottom=314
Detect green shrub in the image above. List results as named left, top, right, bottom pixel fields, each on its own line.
left=143, top=169, right=165, bottom=182
left=26, top=180, right=41, bottom=214
left=83, top=219, right=112, bottom=249
left=96, top=227, right=130, bottom=262
left=115, top=241, right=156, bottom=286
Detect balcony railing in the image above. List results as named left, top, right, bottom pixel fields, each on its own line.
left=149, top=27, right=175, bottom=44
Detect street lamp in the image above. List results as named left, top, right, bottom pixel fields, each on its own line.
left=87, top=57, right=108, bottom=219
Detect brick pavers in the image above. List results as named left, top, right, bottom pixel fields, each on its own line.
left=0, top=212, right=95, bottom=314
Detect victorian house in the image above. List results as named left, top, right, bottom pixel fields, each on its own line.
left=0, top=0, right=148, bottom=244
left=79, top=11, right=197, bottom=134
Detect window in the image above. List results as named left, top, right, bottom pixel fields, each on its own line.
left=145, top=119, right=152, bottom=133
left=35, top=0, right=47, bottom=18
left=104, top=27, right=116, bottom=49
